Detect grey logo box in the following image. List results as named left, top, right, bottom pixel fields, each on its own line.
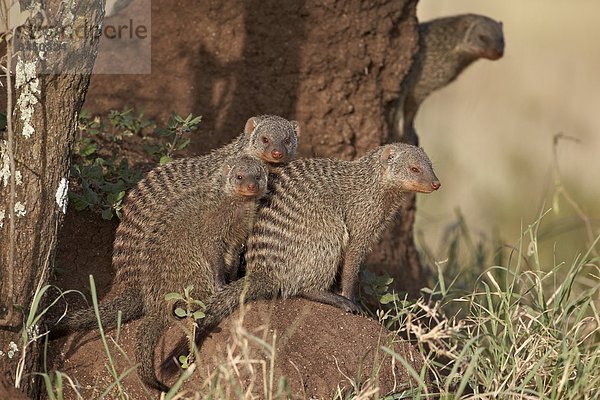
left=2, top=0, right=151, bottom=75
left=95, top=0, right=151, bottom=74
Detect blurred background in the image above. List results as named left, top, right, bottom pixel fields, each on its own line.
left=413, top=1, right=600, bottom=265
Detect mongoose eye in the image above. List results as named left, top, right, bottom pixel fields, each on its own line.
left=236, top=174, right=244, bottom=180
left=283, top=138, right=291, bottom=146
left=478, top=34, right=489, bottom=43
left=261, top=136, right=269, bottom=144
left=411, top=167, right=421, bottom=173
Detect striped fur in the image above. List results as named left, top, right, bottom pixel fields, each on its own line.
left=163, top=143, right=441, bottom=377
left=50, top=115, right=299, bottom=391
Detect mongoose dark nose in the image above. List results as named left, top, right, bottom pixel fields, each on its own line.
left=271, top=150, right=283, bottom=159
left=247, top=183, right=256, bottom=191
left=431, top=181, right=441, bottom=190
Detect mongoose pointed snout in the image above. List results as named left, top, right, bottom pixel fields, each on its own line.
left=486, top=45, right=504, bottom=60
left=271, top=149, right=284, bottom=159
left=431, top=180, right=441, bottom=190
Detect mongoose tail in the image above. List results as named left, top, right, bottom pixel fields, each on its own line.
left=49, top=287, right=143, bottom=340
left=136, top=315, right=171, bottom=392
left=300, top=291, right=364, bottom=314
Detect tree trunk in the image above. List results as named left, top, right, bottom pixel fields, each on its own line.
left=0, top=1, right=103, bottom=396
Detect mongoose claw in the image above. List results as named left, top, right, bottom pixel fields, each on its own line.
left=346, top=300, right=367, bottom=316
left=333, top=295, right=365, bottom=316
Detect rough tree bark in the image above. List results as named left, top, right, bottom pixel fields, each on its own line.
left=0, top=1, right=103, bottom=396
left=84, top=0, right=425, bottom=296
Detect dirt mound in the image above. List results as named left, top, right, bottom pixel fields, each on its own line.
left=51, top=298, right=424, bottom=399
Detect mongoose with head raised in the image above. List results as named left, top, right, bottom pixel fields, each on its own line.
left=54, top=156, right=268, bottom=391
left=50, top=114, right=299, bottom=335
left=393, top=13, right=504, bottom=145
left=131, top=155, right=268, bottom=391
left=114, top=114, right=299, bottom=231
left=165, top=143, right=440, bottom=375
left=49, top=115, right=298, bottom=390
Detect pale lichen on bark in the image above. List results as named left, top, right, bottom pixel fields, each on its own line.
left=14, top=56, right=39, bottom=138
left=55, top=177, right=69, bottom=214
left=0, top=140, right=22, bottom=186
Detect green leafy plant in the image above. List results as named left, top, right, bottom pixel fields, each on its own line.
left=69, top=109, right=201, bottom=219
left=360, top=269, right=400, bottom=306
left=69, top=155, right=140, bottom=220
left=165, top=285, right=207, bottom=368
left=107, top=108, right=155, bottom=140
left=143, top=113, right=201, bottom=165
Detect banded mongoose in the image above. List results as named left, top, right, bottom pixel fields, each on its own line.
left=56, top=156, right=268, bottom=391
left=49, top=115, right=299, bottom=390
left=393, top=13, right=504, bottom=145
left=165, top=143, right=440, bottom=374
left=133, top=156, right=268, bottom=391
left=50, top=114, right=299, bottom=335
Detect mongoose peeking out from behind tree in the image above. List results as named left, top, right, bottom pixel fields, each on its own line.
left=393, top=13, right=504, bottom=145
left=163, top=143, right=441, bottom=381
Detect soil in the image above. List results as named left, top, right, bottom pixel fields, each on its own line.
left=0, top=375, right=28, bottom=400
left=46, top=0, right=425, bottom=398
left=51, top=298, right=425, bottom=399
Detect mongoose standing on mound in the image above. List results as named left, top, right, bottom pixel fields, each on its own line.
left=165, top=143, right=440, bottom=376
left=57, top=156, right=268, bottom=391
left=393, top=14, right=504, bottom=145
left=130, top=156, right=268, bottom=392
left=50, top=114, right=298, bottom=335
left=49, top=115, right=299, bottom=391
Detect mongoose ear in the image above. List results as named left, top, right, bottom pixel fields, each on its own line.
left=244, top=117, right=262, bottom=135
left=222, top=164, right=232, bottom=176
left=290, top=120, right=301, bottom=137
left=379, top=145, right=394, bottom=166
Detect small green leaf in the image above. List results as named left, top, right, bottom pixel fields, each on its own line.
left=178, top=355, right=189, bottom=369
left=101, top=208, right=114, bottom=220
left=164, top=292, right=184, bottom=301
left=380, top=292, right=399, bottom=305
left=183, top=285, right=194, bottom=295
left=68, top=192, right=91, bottom=211
left=159, top=155, right=172, bottom=165
left=174, top=308, right=187, bottom=318
left=80, top=143, right=97, bottom=157
left=192, top=311, right=205, bottom=320
left=176, top=138, right=191, bottom=151
left=191, top=300, right=206, bottom=309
